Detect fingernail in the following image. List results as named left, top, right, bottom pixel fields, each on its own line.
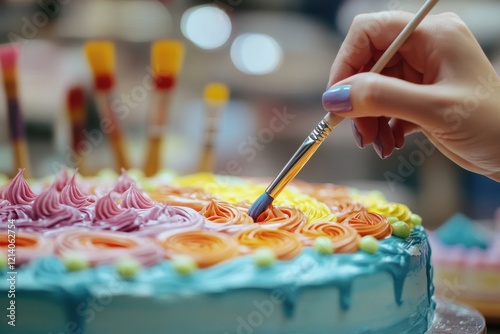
left=373, top=138, right=386, bottom=159
left=351, top=121, right=364, bottom=148
left=322, top=85, right=352, bottom=113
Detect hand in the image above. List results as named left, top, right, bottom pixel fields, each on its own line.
left=322, top=11, right=500, bottom=181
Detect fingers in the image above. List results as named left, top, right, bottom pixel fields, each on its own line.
left=323, top=72, right=450, bottom=127
left=328, top=11, right=419, bottom=86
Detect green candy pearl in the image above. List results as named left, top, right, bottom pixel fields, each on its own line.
left=63, top=253, right=90, bottom=271
left=359, top=236, right=379, bottom=254
left=410, top=213, right=422, bottom=226
left=387, top=216, right=399, bottom=224
left=172, top=255, right=197, bottom=275
left=314, top=237, right=334, bottom=255
left=115, top=257, right=141, bottom=279
left=253, top=248, right=276, bottom=267
left=392, top=221, right=411, bottom=239
left=0, top=253, right=7, bottom=269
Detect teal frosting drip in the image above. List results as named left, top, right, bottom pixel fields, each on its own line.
left=435, top=213, right=490, bottom=249
left=0, top=227, right=433, bottom=333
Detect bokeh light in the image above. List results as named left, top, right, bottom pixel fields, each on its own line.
left=230, top=33, right=282, bottom=75
left=181, top=5, right=232, bottom=50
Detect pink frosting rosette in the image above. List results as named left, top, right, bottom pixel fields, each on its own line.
left=90, top=192, right=141, bottom=232
left=138, top=205, right=206, bottom=238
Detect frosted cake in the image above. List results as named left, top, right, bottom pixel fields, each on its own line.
left=0, top=169, right=434, bottom=334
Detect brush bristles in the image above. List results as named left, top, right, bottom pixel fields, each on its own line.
left=204, top=83, right=230, bottom=103
left=151, top=40, right=184, bottom=89
left=248, top=192, right=274, bottom=221
left=84, top=41, right=115, bottom=90
left=0, top=44, right=19, bottom=70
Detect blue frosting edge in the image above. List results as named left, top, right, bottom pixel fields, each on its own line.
left=0, top=226, right=434, bottom=332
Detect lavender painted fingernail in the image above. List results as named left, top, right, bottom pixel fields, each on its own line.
left=373, top=138, right=386, bottom=159
left=322, top=85, right=352, bottom=113
left=351, top=121, right=364, bottom=148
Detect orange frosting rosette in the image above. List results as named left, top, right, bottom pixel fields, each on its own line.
left=329, top=200, right=365, bottom=222
left=200, top=200, right=254, bottom=234
left=300, top=222, right=360, bottom=253
left=341, top=210, right=392, bottom=240
left=235, top=227, right=302, bottom=260
left=54, top=230, right=164, bottom=267
left=159, top=230, right=239, bottom=268
left=0, top=232, right=54, bottom=265
left=255, top=205, right=306, bottom=233
left=149, top=185, right=213, bottom=212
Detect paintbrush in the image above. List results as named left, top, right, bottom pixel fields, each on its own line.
left=197, top=83, right=230, bottom=172
left=248, top=0, right=440, bottom=220
left=84, top=40, right=129, bottom=172
left=66, top=85, right=87, bottom=173
left=0, top=44, right=31, bottom=178
left=143, top=40, right=185, bottom=177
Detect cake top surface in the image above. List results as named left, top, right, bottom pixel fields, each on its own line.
left=0, top=168, right=424, bottom=272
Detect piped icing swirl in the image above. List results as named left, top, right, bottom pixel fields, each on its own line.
left=0, top=232, right=54, bottom=265
left=53, top=167, right=70, bottom=192
left=301, top=222, right=360, bottom=253
left=236, top=227, right=303, bottom=260
left=55, top=230, right=163, bottom=266
left=200, top=200, right=254, bottom=234
left=92, top=193, right=140, bottom=232
left=149, top=184, right=213, bottom=212
left=341, top=210, right=392, bottom=239
left=5, top=169, right=36, bottom=205
left=329, top=200, right=365, bottom=222
left=138, top=205, right=206, bottom=237
left=368, top=202, right=412, bottom=225
left=60, top=172, right=95, bottom=209
left=121, top=183, right=155, bottom=209
left=112, top=168, right=137, bottom=194
left=255, top=205, right=306, bottom=232
left=159, top=230, right=239, bottom=268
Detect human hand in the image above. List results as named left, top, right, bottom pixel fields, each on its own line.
left=322, top=11, right=500, bottom=181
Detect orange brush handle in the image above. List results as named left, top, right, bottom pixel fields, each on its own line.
left=143, top=92, right=170, bottom=176
left=12, top=140, right=30, bottom=178
left=143, top=137, right=162, bottom=177
left=95, top=93, right=129, bottom=171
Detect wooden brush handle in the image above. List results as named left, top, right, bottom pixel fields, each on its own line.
left=143, top=137, right=162, bottom=177
left=13, top=140, right=30, bottom=178
left=143, top=93, right=171, bottom=176
left=109, top=131, right=129, bottom=171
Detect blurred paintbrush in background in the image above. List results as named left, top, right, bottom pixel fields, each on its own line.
left=84, top=41, right=129, bottom=172
left=198, top=83, right=230, bottom=173
left=66, top=86, right=87, bottom=174
left=0, top=44, right=31, bottom=178
left=143, top=40, right=184, bottom=177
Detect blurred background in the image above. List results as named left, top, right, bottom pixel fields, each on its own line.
left=1, top=0, right=500, bottom=228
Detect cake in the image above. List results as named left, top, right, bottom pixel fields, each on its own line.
left=430, top=213, right=500, bottom=321
left=0, top=168, right=434, bottom=334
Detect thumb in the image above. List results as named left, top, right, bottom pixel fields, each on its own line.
left=322, top=72, right=446, bottom=127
